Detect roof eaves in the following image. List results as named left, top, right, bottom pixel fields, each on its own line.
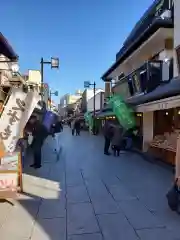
left=0, top=32, right=18, bottom=60
left=101, top=18, right=173, bottom=81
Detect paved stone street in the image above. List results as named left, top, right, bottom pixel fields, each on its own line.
left=0, top=127, right=180, bottom=239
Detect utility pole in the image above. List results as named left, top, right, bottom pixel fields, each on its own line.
left=93, top=81, right=96, bottom=135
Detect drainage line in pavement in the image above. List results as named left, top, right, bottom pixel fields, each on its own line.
left=80, top=169, right=104, bottom=240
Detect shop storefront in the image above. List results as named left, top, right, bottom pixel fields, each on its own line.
left=150, top=108, right=180, bottom=165
left=133, top=79, right=180, bottom=165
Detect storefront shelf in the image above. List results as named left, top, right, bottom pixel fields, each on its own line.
left=150, top=145, right=176, bottom=165
left=150, top=143, right=176, bottom=153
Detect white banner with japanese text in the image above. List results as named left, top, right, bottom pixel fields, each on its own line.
left=0, top=87, right=40, bottom=153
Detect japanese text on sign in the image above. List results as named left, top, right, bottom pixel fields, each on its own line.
left=0, top=87, right=40, bottom=153
left=0, top=98, right=25, bottom=140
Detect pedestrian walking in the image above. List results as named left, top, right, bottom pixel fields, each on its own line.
left=54, top=119, right=63, bottom=133
left=52, top=119, right=63, bottom=152
left=75, top=119, right=81, bottom=136
left=71, top=119, right=76, bottom=135
left=29, top=116, right=48, bottom=169
left=103, top=121, right=113, bottom=155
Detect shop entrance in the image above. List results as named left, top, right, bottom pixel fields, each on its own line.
left=150, top=108, right=180, bottom=165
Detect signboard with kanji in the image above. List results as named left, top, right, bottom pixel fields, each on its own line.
left=0, top=87, right=40, bottom=156
left=108, top=94, right=135, bottom=130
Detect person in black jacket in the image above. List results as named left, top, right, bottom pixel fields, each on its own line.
left=29, top=116, right=48, bottom=169
left=54, top=120, right=63, bottom=133
left=103, top=122, right=113, bottom=155
left=74, top=120, right=81, bottom=136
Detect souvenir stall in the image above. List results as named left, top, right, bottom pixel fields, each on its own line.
left=150, top=108, right=180, bottom=165
left=0, top=85, right=40, bottom=199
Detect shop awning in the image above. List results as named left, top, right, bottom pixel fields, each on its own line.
left=126, top=77, right=180, bottom=106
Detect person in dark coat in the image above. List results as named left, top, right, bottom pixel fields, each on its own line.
left=29, top=116, right=48, bottom=169
left=103, top=122, right=113, bottom=155
left=54, top=120, right=63, bottom=133
left=74, top=120, right=81, bottom=136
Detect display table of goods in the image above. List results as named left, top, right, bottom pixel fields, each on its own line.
left=150, top=130, right=180, bottom=153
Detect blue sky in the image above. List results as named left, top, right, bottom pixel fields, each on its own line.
left=1, top=0, right=153, bottom=103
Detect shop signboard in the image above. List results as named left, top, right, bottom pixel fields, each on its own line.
left=0, top=174, right=18, bottom=189
left=84, top=81, right=90, bottom=88
left=0, top=152, right=19, bottom=171
left=0, top=152, right=21, bottom=198
left=0, top=87, right=40, bottom=156
left=136, top=95, right=180, bottom=112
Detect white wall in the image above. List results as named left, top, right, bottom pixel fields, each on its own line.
left=143, top=111, right=154, bottom=152
left=159, top=49, right=173, bottom=81
left=87, top=92, right=103, bottom=112
left=174, top=0, right=180, bottom=77
left=58, top=105, right=66, bottom=117
left=59, top=94, right=69, bottom=107
left=86, top=89, right=103, bottom=102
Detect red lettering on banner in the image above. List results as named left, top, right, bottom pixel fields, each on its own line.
left=0, top=179, right=16, bottom=188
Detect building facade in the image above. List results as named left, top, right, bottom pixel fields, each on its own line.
left=101, top=0, right=180, bottom=166
left=81, top=89, right=104, bottom=113
left=87, top=91, right=104, bottom=112
left=58, top=92, right=82, bottom=118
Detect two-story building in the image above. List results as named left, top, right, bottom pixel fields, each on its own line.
left=0, top=33, right=18, bottom=102
left=59, top=92, right=82, bottom=118
left=101, top=0, right=180, bottom=165
left=81, top=88, right=104, bottom=113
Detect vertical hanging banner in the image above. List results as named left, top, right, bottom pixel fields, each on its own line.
left=108, top=94, right=135, bottom=130
left=84, top=111, right=93, bottom=129
left=0, top=87, right=40, bottom=156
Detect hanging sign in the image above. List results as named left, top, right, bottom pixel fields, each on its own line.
left=0, top=87, right=40, bottom=156
left=84, top=111, right=93, bottom=128
left=0, top=152, right=19, bottom=171
left=108, top=94, right=135, bottom=130
left=0, top=151, right=22, bottom=198
left=84, top=81, right=90, bottom=88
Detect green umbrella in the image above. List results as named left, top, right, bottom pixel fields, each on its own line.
left=108, top=94, right=135, bottom=130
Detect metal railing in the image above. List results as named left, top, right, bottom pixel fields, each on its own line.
left=112, top=59, right=173, bottom=96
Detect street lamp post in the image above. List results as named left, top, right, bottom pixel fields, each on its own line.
left=84, top=81, right=96, bottom=135
left=40, top=57, right=59, bottom=101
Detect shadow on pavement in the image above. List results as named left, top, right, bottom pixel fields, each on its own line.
left=0, top=134, right=66, bottom=240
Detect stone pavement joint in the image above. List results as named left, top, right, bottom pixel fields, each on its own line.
left=0, top=128, right=180, bottom=240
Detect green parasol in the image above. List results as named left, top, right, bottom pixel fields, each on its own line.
left=108, top=94, right=135, bottom=130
